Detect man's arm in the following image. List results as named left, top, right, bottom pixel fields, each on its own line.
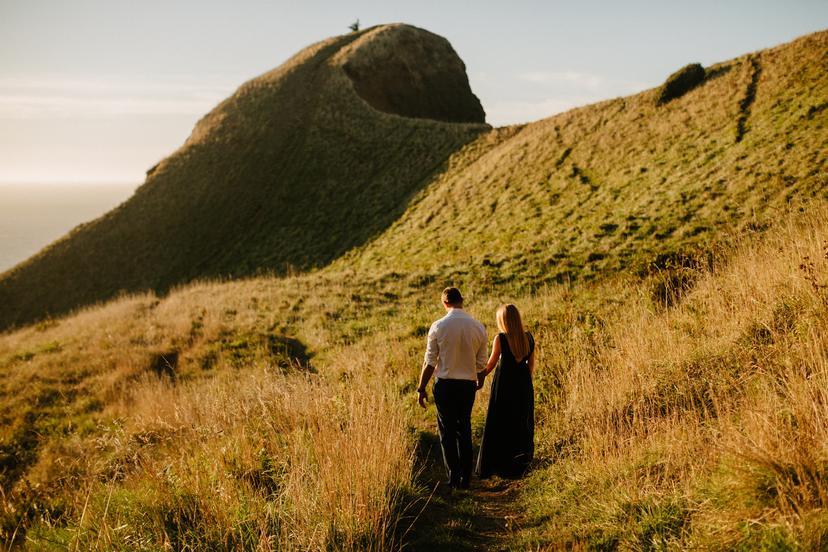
left=417, top=362, right=435, bottom=408
left=476, top=325, right=489, bottom=372
left=418, top=324, right=439, bottom=408
left=475, top=326, right=491, bottom=390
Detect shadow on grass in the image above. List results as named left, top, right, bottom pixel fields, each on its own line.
left=397, top=429, right=520, bottom=551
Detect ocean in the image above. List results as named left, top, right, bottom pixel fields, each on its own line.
left=0, top=183, right=137, bottom=274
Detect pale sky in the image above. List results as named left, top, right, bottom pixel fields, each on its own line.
left=1, top=0, right=826, bottom=184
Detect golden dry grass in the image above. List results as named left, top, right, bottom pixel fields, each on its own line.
left=2, top=325, right=414, bottom=549
left=515, top=207, right=828, bottom=549
left=0, top=270, right=426, bottom=549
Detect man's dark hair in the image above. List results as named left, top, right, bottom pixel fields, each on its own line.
left=441, top=287, right=463, bottom=306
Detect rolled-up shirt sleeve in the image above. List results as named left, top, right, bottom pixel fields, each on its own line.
left=475, top=325, right=488, bottom=371
left=424, top=323, right=439, bottom=367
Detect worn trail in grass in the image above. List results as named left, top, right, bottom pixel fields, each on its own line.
left=402, top=421, right=527, bottom=551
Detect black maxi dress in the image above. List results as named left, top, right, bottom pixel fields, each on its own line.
left=476, top=331, right=535, bottom=479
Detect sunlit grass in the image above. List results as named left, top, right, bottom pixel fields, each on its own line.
left=515, top=208, right=828, bottom=549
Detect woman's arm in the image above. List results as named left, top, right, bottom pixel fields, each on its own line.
left=484, top=335, right=501, bottom=376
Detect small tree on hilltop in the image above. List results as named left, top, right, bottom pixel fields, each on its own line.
left=348, top=19, right=360, bottom=32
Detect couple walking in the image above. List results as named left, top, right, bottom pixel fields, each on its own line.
left=416, top=287, right=535, bottom=489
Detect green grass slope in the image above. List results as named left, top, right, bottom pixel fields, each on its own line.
left=0, top=24, right=487, bottom=331
left=340, top=29, right=827, bottom=291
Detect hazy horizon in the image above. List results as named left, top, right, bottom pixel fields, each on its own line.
left=0, top=182, right=136, bottom=272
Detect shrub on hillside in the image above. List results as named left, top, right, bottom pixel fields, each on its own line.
left=657, top=63, right=706, bottom=105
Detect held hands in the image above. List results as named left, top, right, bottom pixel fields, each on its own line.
left=476, top=371, right=487, bottom=390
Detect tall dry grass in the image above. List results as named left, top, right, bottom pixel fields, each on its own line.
left=13, top=365, right=412, bottom=550
left=0, top=271, right=422, bottom=550
left=519, top=208, right=828, bottom=548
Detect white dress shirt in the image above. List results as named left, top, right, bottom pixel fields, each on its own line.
left=424, top=308, right=488, bottom=382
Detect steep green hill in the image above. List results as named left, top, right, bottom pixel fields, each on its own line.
left=340, top=29, right=827, bottom=289
left=0, top=24, right=487, bottom=330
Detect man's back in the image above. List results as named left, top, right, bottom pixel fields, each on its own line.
left=417, top=287, right=484, bottom=489
left=425, top=308, right=488, bottom=382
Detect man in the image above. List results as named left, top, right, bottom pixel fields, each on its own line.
left=417, top=287, right=488, bottom=489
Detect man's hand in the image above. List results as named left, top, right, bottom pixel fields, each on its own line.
left=476, top=371, right=486, bottom=390
left=416, top=364, right=434, bottom=409
left=417, top=388, right=428, bottom=408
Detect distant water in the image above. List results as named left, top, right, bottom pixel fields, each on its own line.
left=0, top=183, right=137, bottom=274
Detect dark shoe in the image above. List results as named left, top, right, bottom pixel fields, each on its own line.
left=442, top=479, right=460, bottom=490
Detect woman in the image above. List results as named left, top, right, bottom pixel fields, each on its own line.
left=475, top=303, right=535, bottom=479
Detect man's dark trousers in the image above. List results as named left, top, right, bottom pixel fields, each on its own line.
left=433, top=378, right=476, bottom=487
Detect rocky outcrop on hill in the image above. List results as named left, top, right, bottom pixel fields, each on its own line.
left=338, top=24, right=485, bottom=123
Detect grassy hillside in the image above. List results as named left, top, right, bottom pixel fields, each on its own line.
left=5, top=28, right=825, bottom=335
left=3, top=208, right=828, bottom=549
left=0, top=26, right=827, bottom=550
left=514, top=208, right=828, bottom=549
left=0, top=24, right=487, bottom=331
left=340, top=29, right=827, bottom=290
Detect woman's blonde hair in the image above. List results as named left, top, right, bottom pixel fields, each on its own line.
left=496, top=304, right=530, bottom=361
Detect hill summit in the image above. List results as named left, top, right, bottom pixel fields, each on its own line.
left=0, top=24, right=488, bottom=330
left=337, top=24, right=485, bottom=122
